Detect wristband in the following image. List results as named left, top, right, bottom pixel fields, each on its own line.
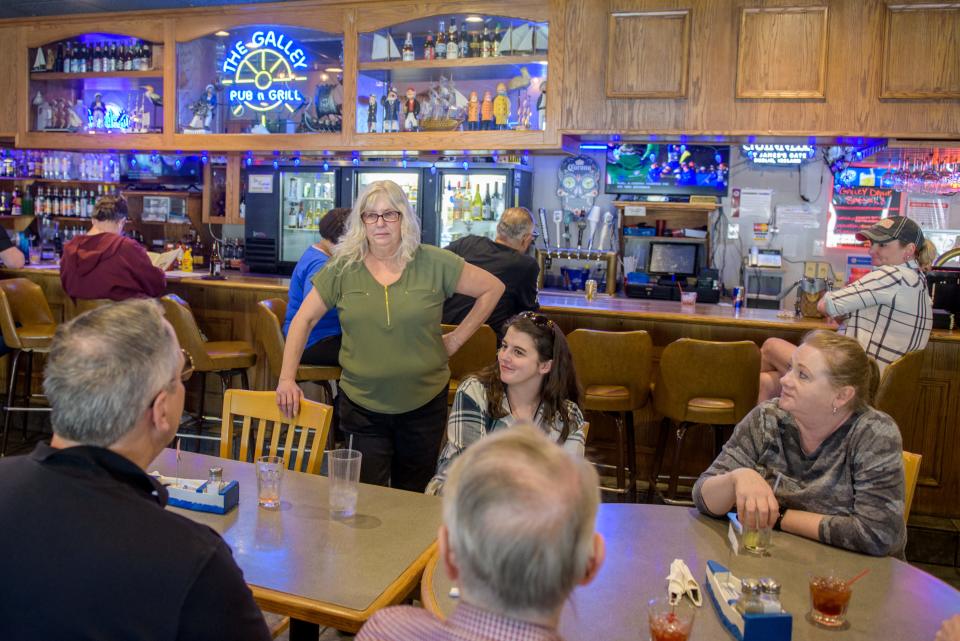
left=773, top=506, right=788, bottom=531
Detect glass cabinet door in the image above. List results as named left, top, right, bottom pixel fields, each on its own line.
left=280, top=170, right=337, bottom=262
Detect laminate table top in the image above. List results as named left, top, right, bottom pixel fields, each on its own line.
left=423, top=504, right=960, bottom=641
left=152, top=449, right=442, bottom=634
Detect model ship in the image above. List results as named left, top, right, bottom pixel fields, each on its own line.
left=419, top=75, right=467, bottom=131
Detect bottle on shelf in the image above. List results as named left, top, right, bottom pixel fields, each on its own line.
left=55, top=41, right=65, bottom=73
left=451, top=181, right=463, bottom=221
left=435, top=20, right=447, bottom=58
left=92, top=42, right=102, bottom=72
left=402, top=32, right=415, bottom=62
left=471, top=184, right=483, bottom=220
left=459, top=22, right=469, bottom=58
left=11, top=188, right=22, bottom=216
left=492, top=24, right=502, bottom=57
left=469, top=32, right=481, bottom=58
left=483, top=184, right=493, bottom=220
left=492, top=182, right=505, bottom=217
left=424, top=31, right=435, bottom=60
left=482, top=26, right=492, bottom=58
left=446, top=18, right=459, bottom=60
left=107, top=42, right=117, bottom=72
left=209, top=241, right=223, bottom=278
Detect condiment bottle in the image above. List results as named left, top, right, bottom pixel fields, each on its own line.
left=735, top=578, right=764, bottom=614
left=759, top=577, right=782, bottom=613
left=207, top=467, right=224, bottom=494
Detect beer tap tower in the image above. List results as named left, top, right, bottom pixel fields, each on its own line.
left=535, top=206, right=619, bottom=295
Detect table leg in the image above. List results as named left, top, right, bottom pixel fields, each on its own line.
left=289, top=618, right=320, bottom=641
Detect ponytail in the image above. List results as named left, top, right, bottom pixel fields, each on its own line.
left=916, top=238, right=937, bottom=272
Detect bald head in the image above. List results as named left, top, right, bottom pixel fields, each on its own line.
left=443, top=425, right=600, bottom=620
left=496, top=207, right=535, bottom=251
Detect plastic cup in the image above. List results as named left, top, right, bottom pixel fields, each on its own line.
left=584, top=278, right=598, bottom=302
left=809, top=573, right=852, bottom=627
left=680, top=291, right=698, bottom=306
left=329, top=448, right=362, bottom=518
left=256, top=456, right=283, bottom=509
left=648, top=597, right=695, bottom=641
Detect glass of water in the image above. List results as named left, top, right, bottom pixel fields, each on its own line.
left=256, top=456, right=283, bottom=509
left=329, top=448, right=362, bottom=518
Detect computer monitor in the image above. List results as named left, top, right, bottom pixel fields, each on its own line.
left=649, top=242, right=699, bottom=277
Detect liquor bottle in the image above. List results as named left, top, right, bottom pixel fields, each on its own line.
left=130, top=41, right=141, bottom=71
left=143, top=41, right=152, bottom=70
left=107, top=42, right=117, bottom=71
left=483, top=184, right=493, bottom=220
left=12, top=188, right=22, bottom=216
left=402, top=32, right=415, bottom=61
left=469, top=32, right=480, bottom=58
left=424, top=31, right=435, bottom=60
left=446, top=18, right=459, bottom=59
left=92, top=42, right=102, bottom=72
left=35, top=188, right=44, bottom=217
left=65, top=42, right=75, bottom=73
left=492, top=24, right=502, bottom=57
left=209, top=241, right=223, bottom=278
left=55, top=41, right=65, bottom=73
left=122, top=43, right=131, bottom=71
left=100, top=42, right=109, bottom=72
left=481, top=26, right=492, bottom=58
left=459, top=23, right=469, bottom=58
left=492, top=182, right=504, bottom=217
left=79, top=42, right=88, bottom=73
left=435, top=20, right=447, bottom=58
left=471, top=184, right=483, bottom=220
left=451, top=181, right=463, bottom=220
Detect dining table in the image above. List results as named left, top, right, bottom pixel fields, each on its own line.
left=152, top=448, right=443, bottom=640
left=422, top=504, right=960, bottom=641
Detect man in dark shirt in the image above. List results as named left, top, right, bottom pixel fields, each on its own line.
left=0, top=228, right=25, bottom=269
left=0, top=299, right=270, bottom=641
left=443, top=207, right=540, bottom=336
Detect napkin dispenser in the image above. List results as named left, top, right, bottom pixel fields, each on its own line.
left=706, top=560, right=792, bottom=641
left=151, top=473, right=240, bottom=514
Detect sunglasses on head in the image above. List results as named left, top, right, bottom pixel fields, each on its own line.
left=516, top=311, right=556, bottom=331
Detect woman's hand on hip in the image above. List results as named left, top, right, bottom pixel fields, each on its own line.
left=443, top=331, right=463, bottom=357
left=732, top=468, right=779, bottom=529
left=276, top=378, right=304, bottom=419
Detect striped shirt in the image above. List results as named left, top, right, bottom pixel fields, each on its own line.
left=425, top=376, right=586, bottom=496
left=823, top=260, right=932, bottom=371
left=356, top=602, right=564, bottom=641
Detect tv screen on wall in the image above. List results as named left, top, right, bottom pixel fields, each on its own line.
left=605, top=144, right=730, bottom=197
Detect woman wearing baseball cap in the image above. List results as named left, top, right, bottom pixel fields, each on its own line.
left=759, top=215, right=934, bottom=401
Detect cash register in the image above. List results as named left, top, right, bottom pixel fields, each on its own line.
left=625, top=242, right=720, bottom=303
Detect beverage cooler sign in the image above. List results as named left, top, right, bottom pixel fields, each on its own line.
left=827, top=167, right=901, bottom=248
left=222, top=30, right=308, bottom=115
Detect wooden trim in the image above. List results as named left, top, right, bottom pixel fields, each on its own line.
left=169, top=133, right=346, bottom=152
left=163, top=19, right=176, bottom=145
left=605, top=10, right=690, bottom=99
left=172, top=8, right=346, bottom=43
left=23, top=23, right=165, bottom=48
left=17, top=132, right=166, bottom=150
left=358, top=54, right=547, bottom=71
left=29, top=70, right=162, bottom=81
left=736, top=6, right=829, bottom=100
left=351, top=129, right=551, bottom=150
left=342, top=9, right=359, bottom=147
left=419, top=547, right=444, bottom=619
left=355, top=2, right=549, bottom=34
left=880, top=3, right=960, bottom=100
left=225, top=151, right=242, bottom=224
left=201, top=161, right=213, bottom=223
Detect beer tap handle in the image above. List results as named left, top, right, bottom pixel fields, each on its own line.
left=537, top=207, right=551, bottom=251
left=586, top=206, right=601, bottom=254
left=597, top=211, right=614, bottom=252
left=552, top=210, right=563, bottom=254
left=563, top=210, right=575, bottom=252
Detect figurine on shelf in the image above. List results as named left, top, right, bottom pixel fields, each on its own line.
left=381, top=86, right=400, bottom=133
left=466, top=91, right=480, bottom=131
left=203, top=84, right=217, bottom=130
left=32, top=48, right=47, bottom=73
left=54, top=98, right=71, bottom=130
left=91, top=93, right=107, bottom=130
left=366, top=94, right=378, bottom=133
left=537, top=81, right=547, bottom=129
left=480, top=90, right=494, bottom=130
left=402, top=87, right=420, bottom=132
left=68, top=98, right=85, bottom=132
left=516, top=94, right=531, bottom=130
left=33, top=92, right=51, bottom=131
left=493, top=82, right=510, bottom=130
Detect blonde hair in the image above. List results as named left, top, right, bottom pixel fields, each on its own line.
left=801, top=330, right=879, bottom=412
left=332, top=180, right=421, bottom=269
left=916, top=238, right=937, bottom=272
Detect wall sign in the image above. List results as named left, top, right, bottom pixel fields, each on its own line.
left=741, top=144, right=817, bottom=166
left=221, top=29, right=309, bottom=115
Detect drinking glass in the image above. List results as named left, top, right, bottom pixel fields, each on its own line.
left=742, top=521, right=772, bottom=555
left=329, top=448, right=362, bottom=518
left=809, top=572, right=852, bottom=627
left=256, top=456, right=283, bottom=509
left=648, top=597, right=695, bottom=641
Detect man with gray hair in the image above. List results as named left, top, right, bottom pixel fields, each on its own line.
left=443, top=207, right=540, bottom=337
left=357, top=424, right=605, bottom=641
left=0, top=300, right=270, bottom=641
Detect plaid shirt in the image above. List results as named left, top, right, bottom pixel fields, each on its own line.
left=823, top=260, right=932, bottom=371
left=425, top=377, right=586, bottom=496
left=356, top=603, right=564, bottom=641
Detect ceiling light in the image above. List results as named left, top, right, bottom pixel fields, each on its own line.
left=214, top=30, right=230, bottom=37
left=325, top=67, right=343, bottom=73
left=465, top=16, right=484, bottom=23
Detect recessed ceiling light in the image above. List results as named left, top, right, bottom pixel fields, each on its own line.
left=214, top=30, right=230, bottom=37
left=325, top=67, right=343, bottom=73
left=465, top=16, right=484, bottom=23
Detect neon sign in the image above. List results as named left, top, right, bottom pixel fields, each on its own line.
left=741, top=144, right=817, bottom=166
left=221, top=30, right=309, bottom=115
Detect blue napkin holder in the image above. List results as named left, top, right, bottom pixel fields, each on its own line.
left=166, top=480, right=240, bottom=515
left=706, top=560, right=792, bottom=641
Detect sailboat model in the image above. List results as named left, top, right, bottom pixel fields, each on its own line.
left=371, top=32, right=402, bottom=61
left=420, top=76, right=466, bottom=131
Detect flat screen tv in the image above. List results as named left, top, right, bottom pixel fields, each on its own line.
left=122, top=154, right=202, bottom=181
left=605, top=144, right=730, bottom=197
left=649, top=242, right=699, bottom=277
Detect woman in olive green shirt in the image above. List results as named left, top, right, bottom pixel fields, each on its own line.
left=277, top=180, right=504, bottom=491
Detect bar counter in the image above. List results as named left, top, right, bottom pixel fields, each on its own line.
left=2, top=265, right=958, bottom=521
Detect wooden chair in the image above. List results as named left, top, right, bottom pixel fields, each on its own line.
left=442, top=324, right=497, bottom=405
left=649, top=339, right=760, bottom=503
left=568, top=329, right=653, bottom=499
left=875, top=350, right=925, bottom=432
left=0, top=278, right=56, bottom=456
left=161, top=294, right=256, bottom=429
left=256, top=298, right=341, bottom=404
left=902, top=451, right=922, bottom=523
left=580, top=420, right=590, bottom=441
left=219, top=389, right=333, bottom=475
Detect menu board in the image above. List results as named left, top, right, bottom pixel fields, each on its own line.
left=827, top=167, right=902, bottom=248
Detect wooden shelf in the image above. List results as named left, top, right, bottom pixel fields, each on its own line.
left=121, top=190, right=199, bottom=198
left=613, top=201, right=719, bottom=212
left=358, top=54, right=546, bottom=71
left=0, top=215, right=35, bottom=232
left=30, top=70, right=162, bottom=80
left=0, top=176, right=118, bottom=184
left=52, top=216, right=91, bottom=223
left=623, top=235, right=706, bottom=243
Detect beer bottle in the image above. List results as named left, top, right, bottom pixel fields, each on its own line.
left=446, top=18, right=459, bottom=59
left=209, top=241, right=223, bottom=278
left=436, top=21, right=447, bottom=58
left=402, top=32, right=415, bottom=62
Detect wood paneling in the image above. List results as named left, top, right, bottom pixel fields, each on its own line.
left=0, top=26, right=23, bottom=136
left=736, top=6, right=828, bottom=99
left=606, top=10, right=690, bottom=98
left=881, top=3, right=960, bottom=99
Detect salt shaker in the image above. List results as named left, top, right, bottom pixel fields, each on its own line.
left=735, top=578, right=764, bottom=614
left=207, top=467, right=224, bottom=494
left=759, top=577, right=783, bottom=613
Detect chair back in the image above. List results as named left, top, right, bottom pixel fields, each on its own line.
left=568, top=329, right=653, bottom=409
left=160, top=294, right=214, bottom=371
left=580, top=420, right=590, bottom=441
left=653, top=338, right=760, bottom=423
left=256, top=298, right=288, bottom=379
left=220, top=389, right=333, bottom=474
left=442, top=324, right=497, bottom=382
left=875, top=350, right=925, bottom=431
left=902, top=450, right=922, bottom=522
left=0, top=278, right=56, bottom=350
left=73, top=298, right=113, bottom=315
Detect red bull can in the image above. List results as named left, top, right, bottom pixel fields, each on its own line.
left=733, top=287, right=744, bottom=311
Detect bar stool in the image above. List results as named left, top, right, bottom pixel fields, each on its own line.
left=442, top=323, right=497, bottom=405
left=256, top=298, right=341, bottom=404
left=874, top=349, right=925, bottom=433
left=568, top=329, right=653, bottom=499
left=0, top=278, right=57, bottom=456
left=649, top=338, right=760, bottom=502
left=160, top=294, right=256, bottom=429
